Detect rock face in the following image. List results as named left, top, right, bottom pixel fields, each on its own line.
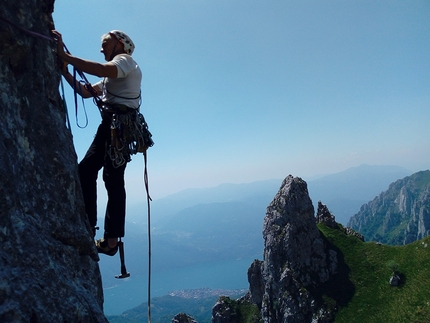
left=315, top=201, right=338, bottom=229
left=342, top=227, right=364, bottom=242
left=248, top=175, right=338, bottom=323
left=348, top=170, right=430, bottom=245
left=172, top=312, right=198, bottom=323
left=211, top=294, right=262, bottom=323
left=212, top=297, right=235, bottom=323
left=0, top=1, right=107, bottom=322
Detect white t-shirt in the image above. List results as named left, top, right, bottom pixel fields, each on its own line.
left=94, top=54, right=142, bottom=109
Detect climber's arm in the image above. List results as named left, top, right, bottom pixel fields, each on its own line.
left=61, top=66, right=96, bottom=99
left=52, top=30, right=117, bottom=79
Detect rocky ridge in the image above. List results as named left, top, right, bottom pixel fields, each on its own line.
left=348, top=170, right=430, bottom=245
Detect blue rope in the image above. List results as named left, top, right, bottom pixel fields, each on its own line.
left=72, top=67, right=89, bottom=129
left=60, top=77, right=72, bottom=131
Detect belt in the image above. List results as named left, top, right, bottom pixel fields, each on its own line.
left=99, top=103, right=136, bottom=115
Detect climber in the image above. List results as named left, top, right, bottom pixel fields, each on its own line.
left=52, top=29, right=142, bottom=256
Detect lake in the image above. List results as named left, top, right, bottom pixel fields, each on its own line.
left=101, top=257, right=257, bottom=315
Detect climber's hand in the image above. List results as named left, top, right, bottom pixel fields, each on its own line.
left=51, top=30, right=66, bottom=59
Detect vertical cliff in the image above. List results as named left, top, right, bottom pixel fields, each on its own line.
left=248, top=176, right=338, bottom=323
left=0, top=1, right=107, bottom=322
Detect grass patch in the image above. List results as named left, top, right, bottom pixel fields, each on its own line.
left=215, top=296, right=262, bottom=323
left=318, top=224, right=430, bottom=323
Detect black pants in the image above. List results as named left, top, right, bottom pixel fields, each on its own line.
left=79, top=117, right=127, bottom=238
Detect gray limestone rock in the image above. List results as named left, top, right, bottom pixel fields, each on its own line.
left=315, top=201, right=338, bottom=229
left=343, top=227, right=365, bottom=242
left=389, top=273, right=401, bottom=286
left=248, top=259, right=264, bottom=309
left=250, top=175, right=338, bottom=323
left=172, top=312, right=198, bottom=323
left=0, top=1, right=107, bottom=322
left=211, top=296, right=237, bottom=323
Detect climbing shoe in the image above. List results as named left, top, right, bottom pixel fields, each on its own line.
left=95, top=238, right=118, bottom=256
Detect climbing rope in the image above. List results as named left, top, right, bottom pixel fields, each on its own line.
left=60, top=77, right=71, bottom=130
left=0, top=15, right=90, bottom=128
left=144, top=151, right=152, bottom=323
left=0, top=15, right=54, bottom=42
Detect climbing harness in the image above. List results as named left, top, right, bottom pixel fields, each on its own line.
left=99, top=77, right=154, bottom=167
left=104, top=106, right=154, bottom=168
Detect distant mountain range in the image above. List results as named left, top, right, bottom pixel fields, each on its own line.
left=307, top=164, right=412, bottom=224
left=99, top=164, right=416, bottom=315
left=120, top=165, right=415, bottom=264
left=106, top=168, right=430, bottom=323
left=144, top=163, right=412, bottom=226
left=127, top=164, right=412, bottom=270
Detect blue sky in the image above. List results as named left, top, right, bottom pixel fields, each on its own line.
left=53, top=0, right=430, bottom=202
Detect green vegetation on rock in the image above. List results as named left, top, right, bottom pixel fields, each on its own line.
left=319, top=224, right=430, bottom=323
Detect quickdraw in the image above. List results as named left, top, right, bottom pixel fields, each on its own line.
left=108, top=108, right=154, bottom=168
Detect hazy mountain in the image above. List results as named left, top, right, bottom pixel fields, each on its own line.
left=348, top=170, right=430, bottom=245
left=307, top=164, right=412, bottom=224
left=111, top=163, right=413, bottom=276
left=100, top=164, right=414, bottom=315
left=148, top=179, right=282, bottom=222
left=107, top=171, right=430, bottom=323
